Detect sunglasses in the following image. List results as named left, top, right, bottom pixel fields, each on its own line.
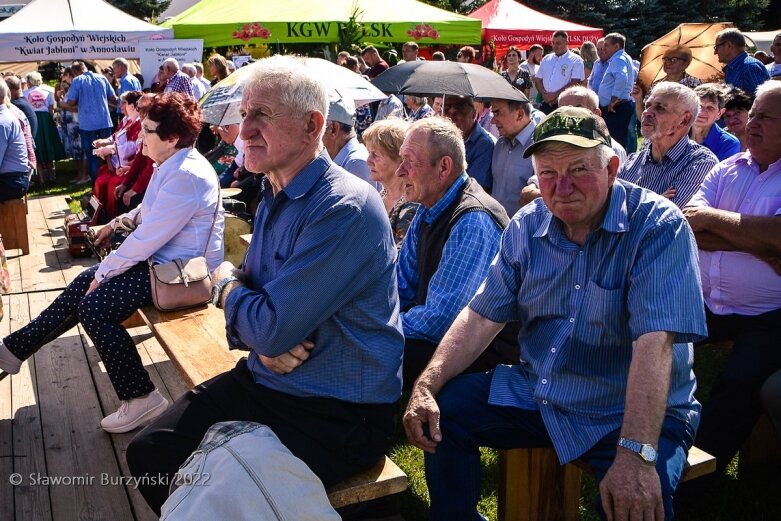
left=713, top=41, right=728, bottom=50
left=662, top=57, right=684, bottom=64
left=142, top=124, right=159, bottom=135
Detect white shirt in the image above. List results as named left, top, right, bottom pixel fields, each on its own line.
left=95, top=147, right=224, bottom=282
left=535, top=50, right=585, bottom=93
left=767, top=62, right=781, bottom=78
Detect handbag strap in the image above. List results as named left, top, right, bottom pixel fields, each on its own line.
left=202, top=183, right=221, bottom=258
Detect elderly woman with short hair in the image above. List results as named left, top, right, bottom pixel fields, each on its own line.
left=362, top=118, right=419, bottom=249
left=0, top=93, right=224, bottom=434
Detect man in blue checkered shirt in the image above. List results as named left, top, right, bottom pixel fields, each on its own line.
left=395, top=117, right=518, bottom=388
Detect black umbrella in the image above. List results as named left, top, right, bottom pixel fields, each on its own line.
left=371, top=61, right=528, bottom=102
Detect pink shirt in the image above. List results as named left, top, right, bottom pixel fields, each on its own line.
left=688, top=152, right=781, bottom=315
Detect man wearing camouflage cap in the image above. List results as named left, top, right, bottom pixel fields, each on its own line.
left=403, top=106, right=707, bottom=521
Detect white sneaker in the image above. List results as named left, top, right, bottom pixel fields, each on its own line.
left=0, top=339, right=22, bottom=375
left=101, top=389, right=169, bottom=434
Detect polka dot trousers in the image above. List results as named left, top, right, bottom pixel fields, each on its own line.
left=4, top=263, right=156, bottom=401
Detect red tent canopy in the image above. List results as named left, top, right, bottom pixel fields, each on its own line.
left=469, top=0, right=602, bottom=57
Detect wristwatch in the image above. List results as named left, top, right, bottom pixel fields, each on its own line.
left=211, top=276, right=240, bottom=309
left=617, top=437, right=658, bottom=465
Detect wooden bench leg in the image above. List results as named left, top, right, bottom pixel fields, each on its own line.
left=499, top=448, right=581, bottom=521
left=0, top=198, right=29, bottom=255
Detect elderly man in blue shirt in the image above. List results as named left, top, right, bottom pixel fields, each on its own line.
left=395, top=117, right=518, bottom=388
left=442, top=95, right=495, bottom=191
left=404, top=107, right=707, bottom=521
left=598, top=33, right=636, bottom=148
left=127, top=56, right=403, bottom=514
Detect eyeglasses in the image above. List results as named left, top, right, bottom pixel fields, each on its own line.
left=142, top=124, right=159, bottom=135
left=661, top=57, right=683, bottom=64
left=713, top=41, right=727, bottom=50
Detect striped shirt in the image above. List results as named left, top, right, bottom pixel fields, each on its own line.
left=618, top=136, right=717, bottom=208
left=469, top=179, right=707, bottom=463
left=398, top=172, right=503, bottom=343
left=724, top=52, right=771, bottom=95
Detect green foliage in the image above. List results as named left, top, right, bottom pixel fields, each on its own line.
left=106, top=0, right=172, bottom=21
left=338, top=4, right=367, bottom=55
left=420, top=0, right=491, bottom=15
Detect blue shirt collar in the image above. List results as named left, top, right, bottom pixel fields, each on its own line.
left=533, top=179, right=630, bottom=240
left=421, top=172, right=468, bottom=224
left=645, top=135, right=690, bottom=164
left=281, top=150, right=333, bottom=200
left=726, top=51, right=748, bottom=71
left=465, top=123, right=484, bottom=146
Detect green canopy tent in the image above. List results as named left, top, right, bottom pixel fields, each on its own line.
left=162, top=0, right=481, bottom=46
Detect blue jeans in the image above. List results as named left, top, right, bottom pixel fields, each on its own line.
left=80, top=127, right=112, bottom=180
left=425, top=371, right=695, bottom=521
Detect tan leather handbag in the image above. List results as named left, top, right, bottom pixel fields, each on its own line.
left=149, top=190, right=220, bottom=312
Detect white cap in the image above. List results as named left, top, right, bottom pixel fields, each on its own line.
left=327, top=95, right=356, bottom=126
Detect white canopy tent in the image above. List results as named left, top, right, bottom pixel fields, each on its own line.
left=744, top=29, right=779, bottom=53
left=0, top=0, right=172, bottom=62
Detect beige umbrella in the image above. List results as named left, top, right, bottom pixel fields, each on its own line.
left=637, top=22, right=738, bottom=91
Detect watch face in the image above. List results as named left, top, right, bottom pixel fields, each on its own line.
left=640, top=445, right=657, bottom=463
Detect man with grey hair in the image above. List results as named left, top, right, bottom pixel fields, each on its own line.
left=618, top=82, right=717, bottom=208
left=714, top=28, right=770, bottom=94
left=404, top=106, right=707, bottom=521
left=490, top=96, right=537, bottom=215
left=180, top=63, right=205, bottom=100
left=160, top=58, right=194, bottom=98
left=598, top=32, right=635, bottom=147
left=0, top=77, right=30, bottom=201
left=395, top=117, right=518, bottom=387
left=126, top=55, right=403, bottom=515
left=322, top=96, right=377, bottom=189
left=5, top=75, right=37, bottom=139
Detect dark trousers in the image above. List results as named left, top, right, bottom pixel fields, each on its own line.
left=0, top=172, right=29, bottom=202
left=126, top=359, right=397, bottom=514
left=540, top=101, right=558, bottom=115
left=426, top=371, right=694, bottom=520
left=695, top=306, right=781, bottom=473
left=403, top=327, right=520, bottom=391
left=4, top=263, right=155, bottom=400
left=601, top=100, right=635, bottom=149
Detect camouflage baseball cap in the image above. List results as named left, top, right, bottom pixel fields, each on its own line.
left=523, top=106, right=612, bottom=158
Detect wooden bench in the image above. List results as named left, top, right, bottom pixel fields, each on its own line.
left=0, top=198, right=29, bottom=255
left=498, top=445, right=717, bottom=521
left=136, top=304, right=408, bottom=511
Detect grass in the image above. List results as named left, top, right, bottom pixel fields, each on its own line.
left=28, top=159, right=92, bottom=214
left=390, top=344, right=781, bottom=520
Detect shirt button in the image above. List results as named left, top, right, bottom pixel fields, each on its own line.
left=569, top=317, right=575, bottom=323
left=575, top=284, right=581, bottom=290
left=579, top=251, right=584, bottom=255
left=551, top=348, right=556, bottom=353
left=542, top=400, right=548, bottom=405
left=542, top=379, right=548, bottom=384
left=262, top=265, right=268, bottom=272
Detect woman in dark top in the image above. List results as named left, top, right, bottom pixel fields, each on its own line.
left=500, top=46, right=532, bottom=99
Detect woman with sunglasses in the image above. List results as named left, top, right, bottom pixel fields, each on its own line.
left=632, top=45, right=702, bottom=122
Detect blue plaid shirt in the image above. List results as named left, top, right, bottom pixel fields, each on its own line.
left=398, top=172, right=503, bottom=343
left=618, top=136, right=717, bottom=208
left=469, top=179, right=707, bottom=463
left=724, top=51, right=771, bottom=95
left=224, top=151, right=404, bottom=404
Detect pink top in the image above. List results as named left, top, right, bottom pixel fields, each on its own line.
left=688, top=152, right=781, bottom=315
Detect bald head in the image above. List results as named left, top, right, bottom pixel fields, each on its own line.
left=4, top=75, right=21, bottom=98
left=558, top=86, right=601, bottom=115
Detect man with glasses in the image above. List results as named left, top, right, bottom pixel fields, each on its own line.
left=533, top=31, right=585, bottom=114
left=714, top=28, right=770, bottom=95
